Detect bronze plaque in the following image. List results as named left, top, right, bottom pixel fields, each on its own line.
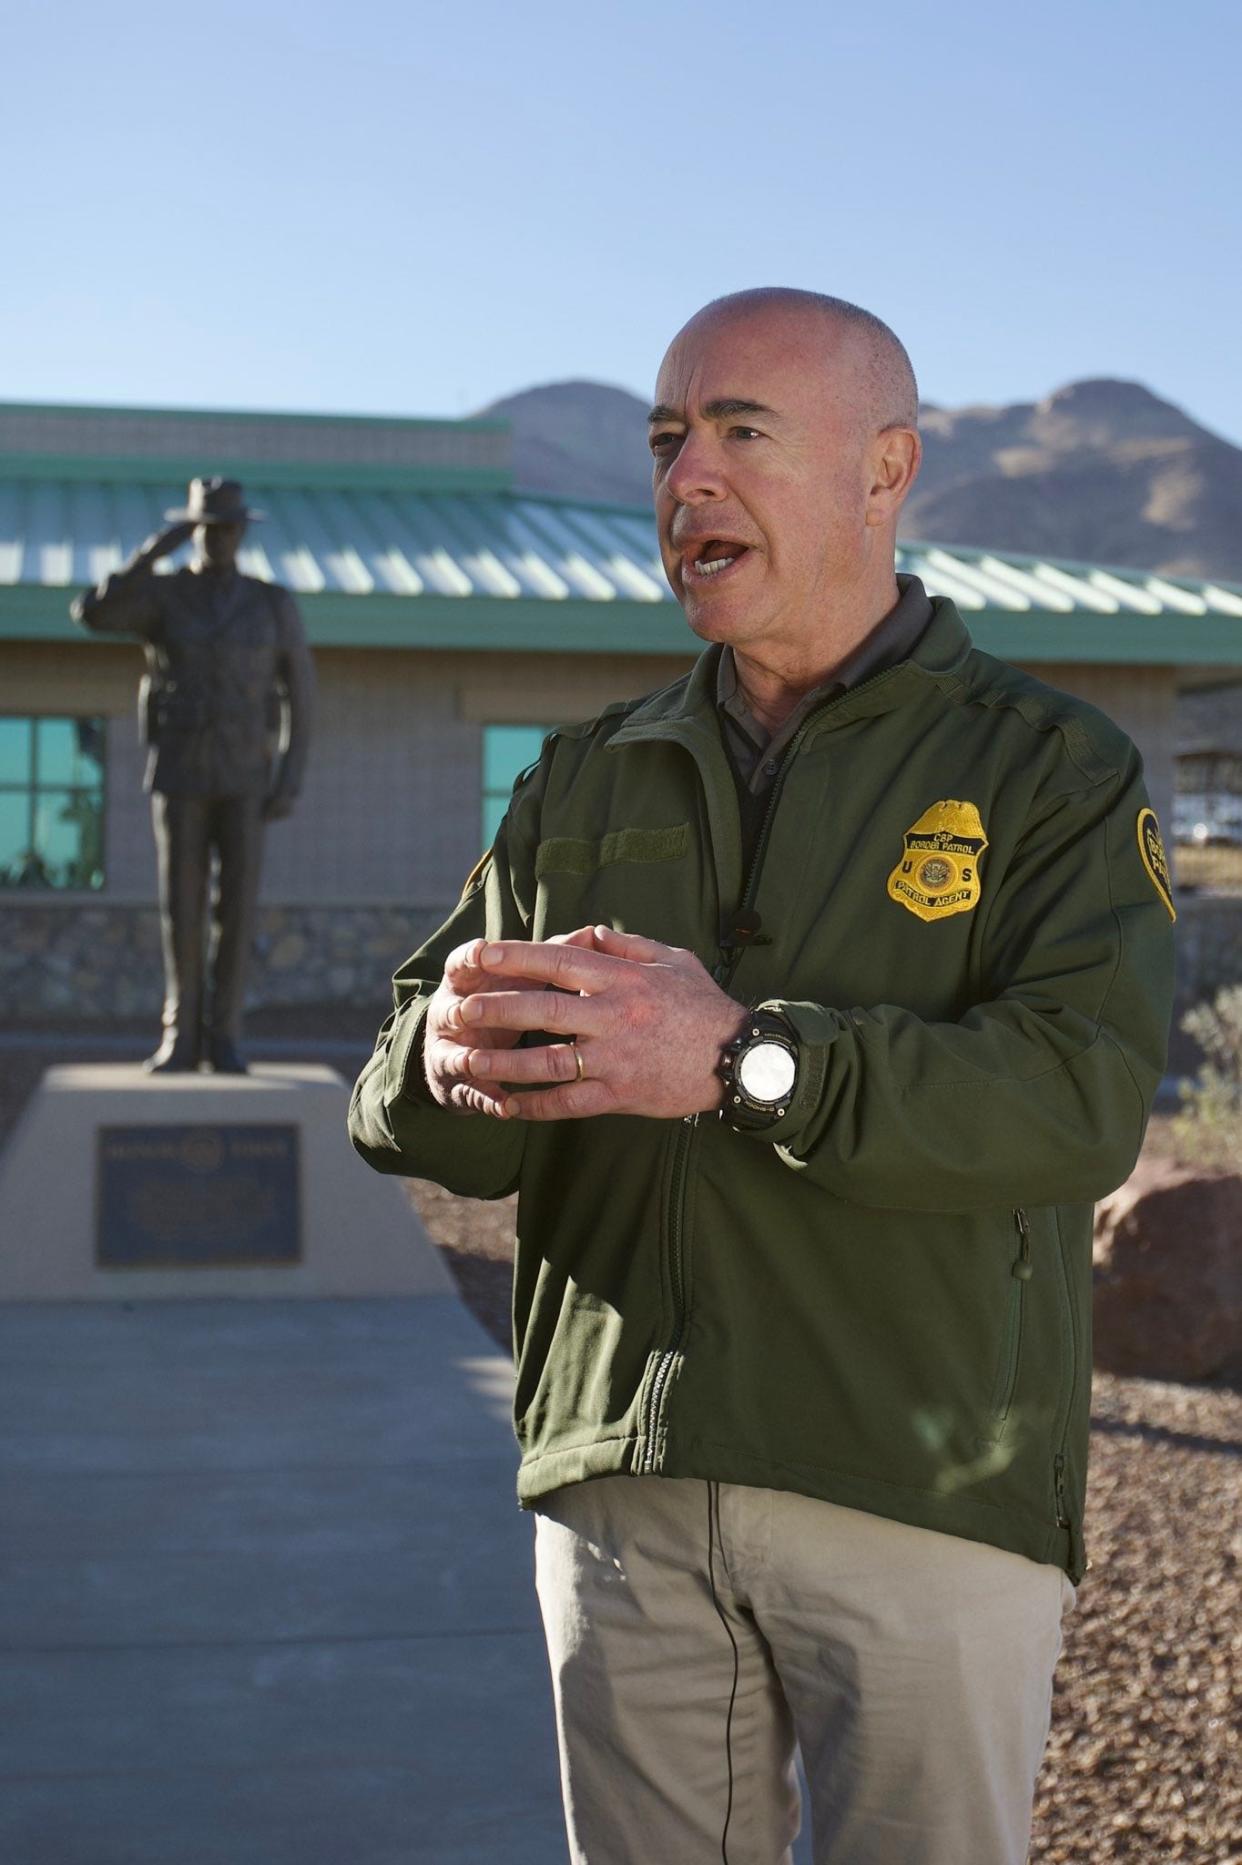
left=97, top=1124, right=300, bottom=1269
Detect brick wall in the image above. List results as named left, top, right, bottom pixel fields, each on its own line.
left=1022, top=661, right=1176, bottom=834
left=4, top=641, right=1225, bottom=1023
left=1174, top=894, right=1242, bottom=1011
left=0, top=405, right=509, bottom=473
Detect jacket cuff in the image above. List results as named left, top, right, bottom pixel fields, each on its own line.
left=737, top=998, right=849, bottom=1151
left=381, top=998, right=435, bottom=1108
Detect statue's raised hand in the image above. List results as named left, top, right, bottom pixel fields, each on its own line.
left=138, top=522, right=196, bottom=565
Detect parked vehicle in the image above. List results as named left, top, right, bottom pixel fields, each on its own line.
left=1173, top=792, right=1242, bottom=846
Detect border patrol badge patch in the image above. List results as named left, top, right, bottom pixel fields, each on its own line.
left=1136, top=807, right=1176, bottom=921
left=887, top=800, right=988, bottom=923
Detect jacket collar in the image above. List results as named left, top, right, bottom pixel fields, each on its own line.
left=610, top=597, right=974, bottom=747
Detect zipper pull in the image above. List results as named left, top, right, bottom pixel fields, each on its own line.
left=717, top=908, right=771, bottom=961
left=1011, top=1207, right=1034, bottom=1281
left=720, top=907, right=763, bottom=948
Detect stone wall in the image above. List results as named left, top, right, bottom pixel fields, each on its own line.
left=1, top=902, right=447, bottom=1022
left=6, top=892, right=1240, bottom=1025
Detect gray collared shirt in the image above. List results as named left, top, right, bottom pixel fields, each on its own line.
left=717, top=573, right=934, bottom=797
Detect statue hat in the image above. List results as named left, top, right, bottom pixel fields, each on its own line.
left=164, top=477, right=266, bottom=524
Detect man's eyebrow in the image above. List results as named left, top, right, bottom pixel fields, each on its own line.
left=646, top=397, right=779, bottom=425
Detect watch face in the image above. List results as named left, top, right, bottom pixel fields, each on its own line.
left=738, top=1040, right=797, bottom=1105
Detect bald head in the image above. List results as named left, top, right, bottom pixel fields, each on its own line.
left=650, top=284, right=923, bottom=675
left=679, top=287, right=919, bottom=435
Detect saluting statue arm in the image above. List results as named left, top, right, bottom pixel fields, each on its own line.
left=70, top=523, right=191, bottom=638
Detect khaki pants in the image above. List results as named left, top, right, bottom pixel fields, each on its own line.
left=534, top=1476, right=1073, bottom=1865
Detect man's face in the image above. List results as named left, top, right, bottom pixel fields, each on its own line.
left=650, top=307, right=876, bottom=659
left=196, top=521, right=245, bottom=571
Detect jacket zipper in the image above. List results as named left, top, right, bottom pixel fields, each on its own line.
left=642, top=716, right=817, bottom=1469
left=641, top=696, right=852, bottom=1469
left=713, top=709, right=825, bottom=990
left=1051, top=1212, right=1083, bottom=1558
left=640, top=1114, right=695, bottom=1471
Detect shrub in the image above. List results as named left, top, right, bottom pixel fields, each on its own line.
left=1173, top=984, right=1242, bottom=1170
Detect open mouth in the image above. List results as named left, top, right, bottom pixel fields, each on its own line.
left=686, top=539, right=751, bottom=580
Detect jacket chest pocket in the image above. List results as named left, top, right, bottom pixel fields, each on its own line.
left=532, top=823, right=695, bottom=942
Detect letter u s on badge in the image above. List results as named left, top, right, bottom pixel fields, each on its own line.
left=887, top=800, right=989, bottom=923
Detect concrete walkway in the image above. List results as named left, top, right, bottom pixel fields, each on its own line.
left=0, top=1297, right=567, bottom=1864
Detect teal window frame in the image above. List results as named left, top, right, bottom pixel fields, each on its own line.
left=481, top=723, right=555, bottom=848
left=0, top=715, right=107, bottom=891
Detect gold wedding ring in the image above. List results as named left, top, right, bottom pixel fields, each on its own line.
left=572, top=1043, right=586, bottom=1083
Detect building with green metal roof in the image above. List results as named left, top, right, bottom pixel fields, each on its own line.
left=3, top=400, right=1241, bottom=1019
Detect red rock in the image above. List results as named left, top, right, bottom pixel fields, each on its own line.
left=1093, top=1159, right=1242, bottom=1381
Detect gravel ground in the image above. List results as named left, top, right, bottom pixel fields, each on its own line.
left=3, top=1035, right=1238, bottom=1861
left=1032, top=1374, right=1240, bottom=1862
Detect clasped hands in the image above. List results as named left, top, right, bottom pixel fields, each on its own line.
left=423, top=925, right=749, bottom=1121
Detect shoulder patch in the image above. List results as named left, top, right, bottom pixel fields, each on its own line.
left=1136, top=808, right=1176, bottom=921
left=887, top=800, right=988, bottom=923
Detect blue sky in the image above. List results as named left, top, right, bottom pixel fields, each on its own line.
left=5, top=0, right=1240, bottom=442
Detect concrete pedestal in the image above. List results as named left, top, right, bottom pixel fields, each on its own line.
left=0, top=1063, right=452, bottom=1302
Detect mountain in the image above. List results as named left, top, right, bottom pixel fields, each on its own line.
left=479, top=381, right=654, bottom=507
left=476, top=377, right=1242, bottom=583
left=909, top=381, right=1242, bottom=580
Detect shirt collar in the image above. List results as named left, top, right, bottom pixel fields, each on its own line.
left=716, top=573, right=935, bottom=747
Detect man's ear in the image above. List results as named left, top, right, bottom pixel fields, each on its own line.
left=864, top=427, right=922, bottom=527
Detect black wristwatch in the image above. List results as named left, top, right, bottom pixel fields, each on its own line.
left=718, top=1011, right=800, bottom=1131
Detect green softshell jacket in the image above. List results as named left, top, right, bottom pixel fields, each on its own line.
left=349, top=599, right=1176, bottom=1580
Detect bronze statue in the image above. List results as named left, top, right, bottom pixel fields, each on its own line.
left=73, top=477, right=315, bottom=1074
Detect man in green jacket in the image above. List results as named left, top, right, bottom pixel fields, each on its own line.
left=350, top=289, right=1175, bottom=1864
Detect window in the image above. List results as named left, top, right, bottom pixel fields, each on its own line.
left=1176, top=752, right=1242, bottom=796
left=481, top=724, right=554, bottom=847
left=0, top=717, right=106, bottom=889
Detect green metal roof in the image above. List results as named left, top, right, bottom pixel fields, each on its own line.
left=1, top=460, right=1241, bottom=664
left=0, top=397, right=508, bottom=433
